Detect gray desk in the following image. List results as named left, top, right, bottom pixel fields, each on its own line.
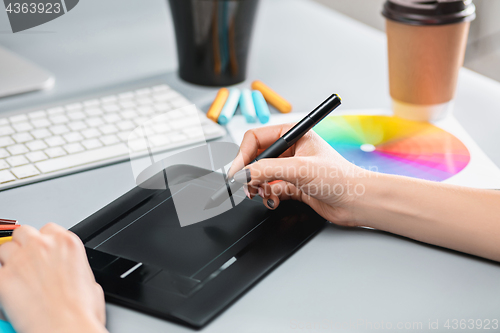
left=1, top=0, right=500, bottom=332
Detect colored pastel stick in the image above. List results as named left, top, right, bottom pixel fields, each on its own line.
left=252, top=90, right=270, bottom=124
left=0, top=230, right=13, bottom=237
left=239, top=89, right=257, bottom=123
left=206, top=88, right=230, bottom=122
left=251, top=80, right=292, bottom=113
left=0, top=225, right=20, bottom=230
left=0, top=236, right=12, bottom=246
left=218, top=88, right=241, bottom=125
left=0, top=218, right=17, bottom=225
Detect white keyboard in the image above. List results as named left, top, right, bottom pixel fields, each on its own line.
left=0, top=84, right=226, bottom=191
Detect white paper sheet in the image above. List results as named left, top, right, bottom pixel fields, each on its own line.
left=226, top=109, right=500, bottom=189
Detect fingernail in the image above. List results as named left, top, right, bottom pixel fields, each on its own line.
left=232, top=169, right=251, bottom=184
left=258, top=187, right=264, bottom=198
left=267, top=199, right=275, bottom=209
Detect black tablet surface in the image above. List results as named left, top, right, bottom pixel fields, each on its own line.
left=71, top=165, right=326, bottom=328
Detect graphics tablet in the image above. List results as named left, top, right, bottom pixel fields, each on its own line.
left=71, top=165, right=326, bottom=328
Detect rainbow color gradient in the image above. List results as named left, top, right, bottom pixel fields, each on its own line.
left=314, top=115, right=470, bottom=181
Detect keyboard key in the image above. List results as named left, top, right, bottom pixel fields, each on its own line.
left=7, top=144, right=29, bottom=156
left=171, top=98, right=192, bottom=108
left=12, top=132, right=34, bottom=143
left=152, top=123, right=171, bottom=133
left=68, top=121, right=88, bottom=131
left=117, top=131, right=132, bottom=141
left=183, top=127, right=204, bottom=139
left=118, top=92, right=134, bottom=100
left=28, top=110, right=47, bottom=119
left=100, top=135, right=119, bottom=146
left=0, top=137, right=15, bottom=147
left=65, top=103, right=83, bottom=111
left=49, top=125, right=70, bottom=135
left=0, top=170, right=16, bottom=184
left=82, top=139, right=103, bottom=150
left=26, top=140, right=48, bottom=151
left=152, top=84, right=169, bottom=92
left=0, top=159, right=9, bottom=170
left=120, top=110, right=138, bottom=120
left=31, top=118, right=52, bottom=128
left=133, top=117, right=148, bottom=126
left=13, top=122, right=34, bottom=132
left=154, top=104, right=171, bottom=113
left=103, top=114, right=121, bottom=123
left=9, top=114, right=28, bottom=123
left=7, top=155, right=29, bottom=167
left=154, top=90, right=179, bottom=102
left=31, top=128, right=52, bottom=139
left=128, top=139, right=148, bottom=152
left=119, top=101, right=136, bottom=109
left=0, top=126, right=15, bottom=136
left=168, top=133, right=188, bottom=143
left=149, top=134, right=170, bottom=147
left=47, top=107, right=64, bottom=115
left=0, top=118, right=9, bottom=126
left=102, top=104, right=120, bottom=113
left=137, top=97, right=153, bottom=105
left=0, top=149, right=8, bottom=158
left=83, top=99, right=100, bottom=107
left=167, top=110, right=183, bottom=120
left=170, top=118, right=199, bottom=130
left=67, top=111, right=86, bottom=120
left=86, top=117, right=104, bottom=127
left=45, top=147, right=67, bottom=158
left=50, top=115, right=69, bottom=124
left=117, top=120, right=135, bottom=131
left=63, top=132, right=84, bottom=143
left=11, top=164, right=41, bottom=179
left=36, top=144, right=128, bottom=174
left=82, top=128, right=101, bottom=139
left=26, top=151, right=48, bottom=162
left=137, top=106, right=154, bottom=116
left=99, top=124, right=118, bottom=134
left=84, top=107, right=103, bottom=116
left=45, top=136, right=66, bottom=147
left=100, top=95, right=117, bottom=104
left=135, top=88, right=151, bottom=96
left=63, top=143, right=84, bottom=154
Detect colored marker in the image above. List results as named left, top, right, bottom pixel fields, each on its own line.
left=0, top=237, right=12, bottom=246
left=239, top=89, right=257, bottom=123
left=251, top=80, right=292, bottom=113
left=0, top=218, right=17, bottom=225
left=206, top=88, right=230, bottom=122
left=218, top=88, right=241, bottom=125
left=252, top=90, right=270, bottom=124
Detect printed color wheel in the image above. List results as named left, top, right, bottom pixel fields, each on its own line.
left=314, top=115, right=470, bottom=182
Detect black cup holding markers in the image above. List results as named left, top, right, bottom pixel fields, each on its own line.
left=168, top=0, right=259, bottom=87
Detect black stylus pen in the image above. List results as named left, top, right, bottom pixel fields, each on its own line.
left=204, top=94, right=342, bottom=210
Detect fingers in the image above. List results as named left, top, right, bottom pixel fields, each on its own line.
left=11, top=225, right=39, bottom=246
left=245, top=157, right=306, bottom=188
left=259, top=181, right=305, bottom=210
left=228, top=124, right=296, bottom=177
left=40, top=222, right=67, bottom=236
left=0, top=241, right=20, bottom=265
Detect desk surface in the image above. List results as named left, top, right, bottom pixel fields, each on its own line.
left=1, top=0, right=500, bottom=332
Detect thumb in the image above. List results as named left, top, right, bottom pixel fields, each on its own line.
left=244, top=157, right=307, bottom=188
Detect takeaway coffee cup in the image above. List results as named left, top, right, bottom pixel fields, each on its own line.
left=168, top=0, right=259, bottom=87
left=382, top=0, right=476, bottom=121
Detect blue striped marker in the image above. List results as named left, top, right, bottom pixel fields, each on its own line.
left=252, top=90, right=270, bottom=124
left=239, top=89, right=257, bottom=123
left=218, top=88, right=241, bottom=125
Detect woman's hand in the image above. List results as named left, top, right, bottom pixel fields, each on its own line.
left=0, top=223, right=108, bottom=333
left=229, top=124, right=371, bottom=226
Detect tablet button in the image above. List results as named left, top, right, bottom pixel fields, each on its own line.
left=102, top=257, right=141, bottom=277
left=122, top=263, right=161, bottom=283
left=146, top=271, right=200, bottom=296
